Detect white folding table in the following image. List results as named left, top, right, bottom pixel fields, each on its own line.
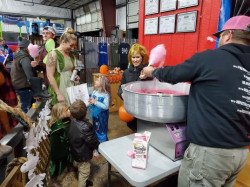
left=99, top=134, right=181, bottom=187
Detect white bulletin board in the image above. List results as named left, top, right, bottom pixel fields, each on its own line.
left=178, top=0, right=198, bottom=9
left=159, top=15, right=176, bottom=33
left=176, top=11, right=197, bottom=32
left=145, top=0, right=159, bottom=15
left=160, top=0, right=177, bottom=12
left=144, top=17, right=158, bottom=35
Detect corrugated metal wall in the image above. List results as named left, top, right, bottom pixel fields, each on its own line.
left=75, top=1, right=102, bottom=33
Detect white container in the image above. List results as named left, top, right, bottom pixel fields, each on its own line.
left=70, top=70, right=78, bottom=81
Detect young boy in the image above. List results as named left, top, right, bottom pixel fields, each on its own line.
left=68, top=100, right=99, bottom=187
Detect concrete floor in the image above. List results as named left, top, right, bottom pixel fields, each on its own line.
left=58, top=112, right=178, bottom=187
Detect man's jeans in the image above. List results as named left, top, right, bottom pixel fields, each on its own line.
left=16, top=89, right=34, bottom=113
left=178, top=143, right=249, bottom=187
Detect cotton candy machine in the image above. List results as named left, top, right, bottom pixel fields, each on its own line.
left=122, top=80, right=190, bottom=161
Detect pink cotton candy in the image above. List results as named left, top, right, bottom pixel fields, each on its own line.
left=28, top=43, right=40, bottom=59
left=135, top=89, right=186, bottom=95
left=148, top=44, right=167, bottom=67
left=207, top=36, right=216, bottom=42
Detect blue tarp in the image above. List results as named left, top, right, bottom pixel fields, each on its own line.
left=216, top=0, right=232, bottom=47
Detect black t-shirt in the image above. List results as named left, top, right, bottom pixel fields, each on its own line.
left=110, top=42, right=119, bottom=68
left=118, top=43, right=130, bottom=70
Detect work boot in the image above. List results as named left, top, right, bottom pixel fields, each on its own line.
left=0, top=144, right=13, bottom=159
left=86, top=180, right=93, bottom=187
left=29, top=77, right=50, bottom=99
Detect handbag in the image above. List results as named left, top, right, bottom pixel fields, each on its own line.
left=66, top=83, right=89, bottom=105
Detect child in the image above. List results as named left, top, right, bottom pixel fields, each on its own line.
left=49, top=102, right=71, bottom=185
left=117, top=43, right=149, bottom=131
left=89, top=75, right=110, bottom=143
left=68, top=99, right=99, bottom=187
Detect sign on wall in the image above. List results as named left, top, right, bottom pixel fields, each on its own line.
left=176, top=11, right=197, bottom=32
left=159, top=15, right=176, bottom=34
left=160, top=0, right=177, bottom=12
left=144, top=17, right=158, bottom=34
left=145, top=0, right=159, bottom=15
left=178, top=0, right=198, bottom=9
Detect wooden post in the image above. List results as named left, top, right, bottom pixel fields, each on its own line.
left=99, top=0, right=116, bottom=37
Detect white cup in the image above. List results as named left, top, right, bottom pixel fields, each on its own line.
left=70, top=70, right=78, bottom=81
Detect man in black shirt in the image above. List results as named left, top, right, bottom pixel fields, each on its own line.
left=141, top=15, right=250, bottom=187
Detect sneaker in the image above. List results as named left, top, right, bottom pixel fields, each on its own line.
left=0, top=144, right=13, bottom=159
left=93, top=149, right=100, bottom=157
left=86, top=179, right=93, bottom=187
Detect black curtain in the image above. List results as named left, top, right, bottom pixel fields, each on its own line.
left=231, top=0, right=250, bottom=16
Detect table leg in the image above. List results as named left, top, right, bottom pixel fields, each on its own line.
left=108, top=162, right=111, bottom=187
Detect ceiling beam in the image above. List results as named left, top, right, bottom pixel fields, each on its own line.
left=57, top=0, right=70, bottom=7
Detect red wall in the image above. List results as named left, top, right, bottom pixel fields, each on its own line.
left=139, top=0, right=221, bottom=66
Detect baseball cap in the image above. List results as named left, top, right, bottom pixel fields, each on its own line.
left=18, top=37, right=30, bottom=48
left=213, top=15, right=250, bottom=37
left=43, top=26, right=56, bottom=35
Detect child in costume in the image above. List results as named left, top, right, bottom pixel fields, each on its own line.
left=89, top=75, right=110, bottom=143
left=69, top=100, right=99, bottom=187
left=49, top=102, right=71, bottom=185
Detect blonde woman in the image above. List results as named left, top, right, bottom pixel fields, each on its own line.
left=46, top=27, right=78, bottom=106
left=117, top=43, right=149, bottom=131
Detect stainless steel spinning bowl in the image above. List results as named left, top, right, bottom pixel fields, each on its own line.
left=123, top=80, right=190, bottom=123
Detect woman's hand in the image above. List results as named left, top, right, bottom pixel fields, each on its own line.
left=140, top=66, right=155, bottom=79
left=31, top=60, right=38, bottom=67
left=74, top=75, right=80, bottom=85
left=57, top=93, right=65, bottom=103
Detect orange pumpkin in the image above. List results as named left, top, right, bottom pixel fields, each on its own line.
left=99, top=65, right=109, bottom=74
left=119, top=105, right=134, bottom=122
left=112, top=74, right=118, bottom=83
left=117, top=73, right=122, bottom=82
left=107, top=75, right=112, bottom=83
